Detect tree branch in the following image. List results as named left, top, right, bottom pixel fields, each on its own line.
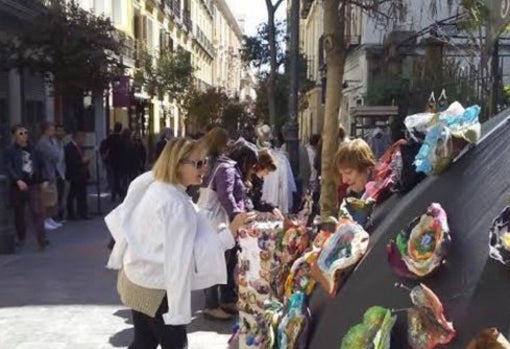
left=347, top=0, right=391, bottom=20
left=274, top=0, right=285, bottom=10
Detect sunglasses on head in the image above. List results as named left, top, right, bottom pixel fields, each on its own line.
left=180, top=158, right=208, bottom=169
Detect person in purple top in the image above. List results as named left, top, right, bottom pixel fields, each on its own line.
left=203, top=140, right=258, bottom=319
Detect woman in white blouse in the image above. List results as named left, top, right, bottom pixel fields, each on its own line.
left=105, top=138, right=252, bottom=349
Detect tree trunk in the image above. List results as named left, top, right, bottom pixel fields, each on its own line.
left=265, top=0, right=278, bottom=128
left=320, top=0, right=346, bottom=218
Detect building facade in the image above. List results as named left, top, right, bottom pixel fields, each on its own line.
left=191, top=0, right=214, bottom=89
left=1, top=0, right=245, bottom=149
left=0, top=0, right=47, bottom=173
left=298, top=0, right=324, bottom=142
left=297, top=0, right=510, bottom=141
left=212, top=0, right=243, bottom=99
left=83, top=0, right=245, bottom=138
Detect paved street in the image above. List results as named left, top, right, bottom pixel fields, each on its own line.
left=0, top=208, right=234, bottom=349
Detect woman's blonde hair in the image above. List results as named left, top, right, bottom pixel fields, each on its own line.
left=335, top=138, right=376, bottom=171
left=152, top=138, right=205, bottom=184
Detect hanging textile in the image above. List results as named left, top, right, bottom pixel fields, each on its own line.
left=410, top=102, right=481, bottom=175
left=235, top=219, right=285, bottom=349
left=261, top=149, right=297, bottom=214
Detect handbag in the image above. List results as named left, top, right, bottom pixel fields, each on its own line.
left=42, top=182, right=58, bottom=208
left=197, top=166, right=230, bottom=231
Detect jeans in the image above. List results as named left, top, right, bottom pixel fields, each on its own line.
left=129, top=297, right=188, bottom=349
left=204, top=248, right=237, bottom=308
left=11, top=184, right=47, bottom=246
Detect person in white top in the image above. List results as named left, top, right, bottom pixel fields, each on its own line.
left=105, top=138, right=253, bottom=348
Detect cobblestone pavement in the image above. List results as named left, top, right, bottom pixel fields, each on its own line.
left=0, top=211, right=234, bottom=349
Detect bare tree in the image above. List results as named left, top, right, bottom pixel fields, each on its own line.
left=264, top=0, right=285, bottom=128
left=320, top=0, right=407, bottom=217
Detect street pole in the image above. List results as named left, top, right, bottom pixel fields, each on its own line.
left=0, top=175, right=15, bottom=254
left=490, top=38, right=500, bottom=117
left=283, top=0, right=300, bottom=178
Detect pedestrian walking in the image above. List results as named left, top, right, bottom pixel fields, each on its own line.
left=35, top=121, right=62, bottom=230
left=105, top=138, right=253, bottom=349
left=101, top=122, right=127, bottom=202
left=132, top=132, right=147, bottom=175
left=65, top=131, right=90, bottom=220
left=4, top=124, right=49, bottom=250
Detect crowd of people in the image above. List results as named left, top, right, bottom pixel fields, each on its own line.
left=104, top=123, right=376, bottom=349
left=4, top=118, right=377, bottom=347
left=4, top=123, right=91, bottom=250
left=99, top=122, right=147, bottom=203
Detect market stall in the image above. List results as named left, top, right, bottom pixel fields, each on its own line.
left=226, top=102, right=510, bottom=348
left=307, top=109, right=510, bottom=348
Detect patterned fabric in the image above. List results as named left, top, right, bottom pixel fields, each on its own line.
left=276, top=292, right=310, bottom=349
left=236, top=219, right=285, bottom=348
left=413, top=104, right=481, bottom=175
left=365, top=139, right=406, bottom=203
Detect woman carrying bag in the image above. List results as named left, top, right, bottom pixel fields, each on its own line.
left=200, top=140, right=259, bottom=319
left=105, top=138, right=253, bottom=349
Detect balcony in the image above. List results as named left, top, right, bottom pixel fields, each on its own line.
left=172, top=0, right=181, bottom=18
left=200, top=0, right=214, bottom=18
left=122, top=36, right=137, bottom=65
left=183, top=11, right=192, bottom=33
left=193, top=24, right=215, bottom=58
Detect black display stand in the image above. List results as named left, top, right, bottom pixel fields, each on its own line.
left=307, top=111, right=510, bottom=348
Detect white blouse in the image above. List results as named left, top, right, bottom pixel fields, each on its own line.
left=105, top=172, right=235, bottom=325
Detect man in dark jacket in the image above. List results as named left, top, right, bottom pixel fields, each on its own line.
left=100, top=122, right=127, bottom=201
left=65, top=131, right=90, bottom=220
left=155, top=127, right=174, bottom=160
left=4, top=124, right=49, bottom=249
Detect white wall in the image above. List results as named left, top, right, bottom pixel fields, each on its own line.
left=362, top=0, right=457, bottom=45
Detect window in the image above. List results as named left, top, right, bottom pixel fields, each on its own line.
left=112, top=0, right=123, bottom=26
left=94, top=0, right=105, bottom=16
left=146, top=17, right=154, bottom=51
left=77, top=0, right=92, bottom=11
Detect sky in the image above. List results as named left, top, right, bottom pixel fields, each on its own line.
left=225, top=0, right=287, bottom=36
